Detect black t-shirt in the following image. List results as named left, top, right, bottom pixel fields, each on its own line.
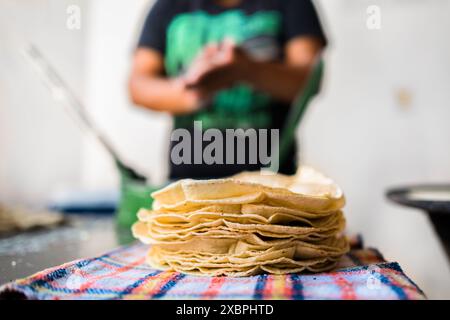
left=137, top=0, right=327, bottom=179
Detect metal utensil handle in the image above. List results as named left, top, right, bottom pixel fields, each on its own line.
left=22, top=45, right=117, bottom=157
left=22, top=44, right=147, bottom=181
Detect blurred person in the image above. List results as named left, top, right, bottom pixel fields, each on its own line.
left=129, top=0, right=327, bottom=179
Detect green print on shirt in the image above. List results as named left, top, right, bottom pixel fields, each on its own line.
left=165, top=10, right=281, bottom=129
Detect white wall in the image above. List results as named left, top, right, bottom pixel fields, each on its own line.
left=304, top=0, right=450, bottom=298
left=82, top=0, right=170, bottom=189
left=82, top=0, right=450, bottom=298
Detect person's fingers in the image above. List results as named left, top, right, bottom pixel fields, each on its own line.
left=184, top=67, right=205, bottom=85
left=188, top=44, right=216, bottom=72
left=222, top=37, right=236, bottom=50
left=213, top=38, right=239, bottom=67
left=185, top=59, right=210, bottom=84
left=222, top=38, right=238, bottom=61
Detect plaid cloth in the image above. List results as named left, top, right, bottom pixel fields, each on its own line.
left=0, top=240, right=425, bottom=300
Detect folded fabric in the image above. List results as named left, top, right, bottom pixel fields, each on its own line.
left=0, top=241, right=425, bottom=300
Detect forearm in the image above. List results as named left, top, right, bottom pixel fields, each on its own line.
left=129, top=74, right=197, bottom=115
left=242, top=60, right=312, bottom=102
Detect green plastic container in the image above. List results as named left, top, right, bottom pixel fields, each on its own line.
left=115, top=164, right=163, bottom=228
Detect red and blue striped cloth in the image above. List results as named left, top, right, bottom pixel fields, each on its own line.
left=0, top=240, right=425, bottom=300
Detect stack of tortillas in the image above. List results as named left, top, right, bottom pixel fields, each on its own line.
left=133, top=166, right=349, bottom=276
left=0, top=204, right=63, bottom=234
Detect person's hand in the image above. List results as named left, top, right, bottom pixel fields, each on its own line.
left=183, top=42, right=223, bottom=85
left=184, top=39, right=252, bottom=93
